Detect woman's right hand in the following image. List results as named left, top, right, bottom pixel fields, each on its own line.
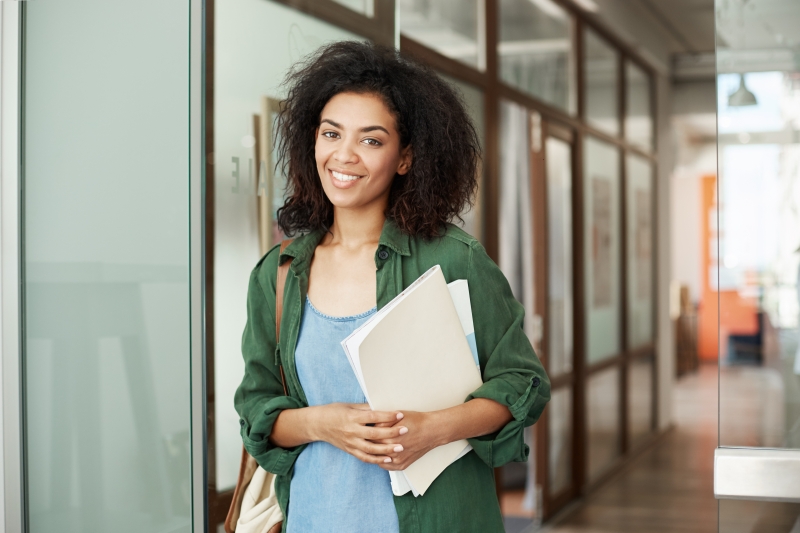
left=311, top=403, right=408, bottom=465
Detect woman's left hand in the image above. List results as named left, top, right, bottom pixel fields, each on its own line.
left=371, top=410, right=446, bottom=471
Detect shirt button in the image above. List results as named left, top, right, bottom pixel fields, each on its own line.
left=239, top=419, right=245, bottom=426
left=532, top=377, right=541, bottom=387
left=378, top=250, right=389, bottom=260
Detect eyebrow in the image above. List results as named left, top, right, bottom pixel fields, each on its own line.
left=320, top=118, right=390, bottom=135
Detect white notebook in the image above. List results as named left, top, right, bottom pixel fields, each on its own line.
left=341, top=265, right=483, bottom=496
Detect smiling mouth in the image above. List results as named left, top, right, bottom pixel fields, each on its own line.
left=330, top=169, right=364, bottom=182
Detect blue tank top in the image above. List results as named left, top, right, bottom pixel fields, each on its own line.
left=286, top=297, right=400, bottom=533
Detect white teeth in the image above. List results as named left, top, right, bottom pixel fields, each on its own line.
left=332, top=170, right=362, bottom=182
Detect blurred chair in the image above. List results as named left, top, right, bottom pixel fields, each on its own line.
left=727, top=311, right=765, bottom=365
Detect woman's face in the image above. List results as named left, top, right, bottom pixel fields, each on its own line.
left=315, top=92, right=411, bottom=212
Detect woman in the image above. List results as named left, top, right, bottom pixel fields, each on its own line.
left=235, top=41, right=549, bottom=533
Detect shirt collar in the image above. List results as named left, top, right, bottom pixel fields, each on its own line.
left=278, top=218, right=411, bottom=272
left=378, top=218, right=411, bottom=257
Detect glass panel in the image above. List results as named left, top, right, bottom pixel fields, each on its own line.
left=400, top=0, right=485, bottom=70
left=331, top=0, right=375, bottom=17
left=584, top=28, right=619, bottom=135
left=440, top=74, right=485, bottom=242
left=498, top=0, right=575, bottom=113
left=584, top=137, right=621, bottom=363
left=23, top=1, right=192, bottom=531
left=720, top=499, right=800, bottom=532
left=546, top=136, right=573, bottom=376
left=499, top=101, right=539, bottom=347
left=628, top=357, right=654, bottom=448
left=587, top=366, right=621, bottom=481
left=214, top=0, right=359, bottom=491
left=625, top=61, right=653, bottom=151
left=715, top=0, right=800, bottom=451
left=548, top=386, right=572, bottom=495
left=626, top=155, right=654, bottom=349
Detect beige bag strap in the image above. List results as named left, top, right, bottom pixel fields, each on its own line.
left=224, top=239, right=294, bottom=533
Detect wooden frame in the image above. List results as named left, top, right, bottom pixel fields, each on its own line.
left=253, top=97, right=284, bottom=255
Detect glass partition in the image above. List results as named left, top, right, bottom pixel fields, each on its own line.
left=548, top=386, right=572, bottom=494
left=716, top=0, right=800, bottom=526
left=584, top=137, right=621, bottom=364
left=399, top=0, right=485, bottom=70
left=547, top=136, right=574, bottom=376
left=331, top=0, right=375, bottom=17
left=498, top=0, right=575, bottom=113
left=626, top=154, right=654, bottom=349
left=23, top=0, right=193, bottom=531
left=587, top=366, right=621, bottom=481
left=498, top=99, right=539, bottom=522
left=584, top=28, right=619, bottom=135
left=214, top=0, right=359, bottom=493
left=499, top=100, right=536, bottom=341
left=440, top=74, right=485, bottom=242
left=715, top=55, right=800, bottom=450
left=625, top=61, right=653, bottom=151
left=628, top=357, right=654, bottom=448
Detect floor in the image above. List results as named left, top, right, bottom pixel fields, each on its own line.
left=525, top=363, right=800, bottom=533
left=539, top=365, right=718, bottom=533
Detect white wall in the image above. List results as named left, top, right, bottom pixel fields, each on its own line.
left=656, top=74, right=676, bottom=430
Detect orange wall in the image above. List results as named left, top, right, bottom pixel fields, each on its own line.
left=697, top=175, right=758, bottom=361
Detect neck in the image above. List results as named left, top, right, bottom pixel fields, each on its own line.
left=326, top=200, right=386, bottom=248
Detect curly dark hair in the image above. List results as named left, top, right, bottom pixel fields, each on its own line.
left=276, top=40, right=481, bottom=238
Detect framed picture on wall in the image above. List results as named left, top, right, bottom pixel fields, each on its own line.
left=252, top=96, right=286, bottom=255
left=592, top=176, right=612, bottom=308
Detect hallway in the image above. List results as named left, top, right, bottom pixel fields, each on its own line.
left=542, top=365, right=718, bottom=533
left=538, top=362, right=800, bottom=533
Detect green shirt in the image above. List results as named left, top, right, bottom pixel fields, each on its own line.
left=235, top=219, right=551, bottom=533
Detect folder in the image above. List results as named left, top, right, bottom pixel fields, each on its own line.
left=341, top=265, right=483, bottom=496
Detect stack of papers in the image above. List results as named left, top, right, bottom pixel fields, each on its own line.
left=341, top=265, right=483, bottom=496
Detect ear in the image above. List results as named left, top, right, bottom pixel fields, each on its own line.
left=397, top=145, right=413, bottom=176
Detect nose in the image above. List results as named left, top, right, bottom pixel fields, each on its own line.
left=333, top=140, right=359, bottom=164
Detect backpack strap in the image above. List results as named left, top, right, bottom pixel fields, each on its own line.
left=275, top=239, right=294, bottom=396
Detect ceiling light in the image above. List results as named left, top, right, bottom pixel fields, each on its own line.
left=728, top=74, right=757, bottom=107
left=572, top=0, right=599, bottom=12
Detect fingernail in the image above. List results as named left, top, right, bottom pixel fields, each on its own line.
left=384, top=457, right=392, bottom=463
left=399, top=427, right=408, bottom=435
left=394, top=445, right=404, bottom=452
left=396, top=413, right=404, bottom=420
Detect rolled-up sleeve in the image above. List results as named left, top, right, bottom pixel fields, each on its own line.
left=464, top=242, right=551, bottom=467
left=234, top=253, right=306, bottom=475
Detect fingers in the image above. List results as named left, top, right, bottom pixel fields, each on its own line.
left=359, top=425, right=407, bottom=441
left=362, top=441, right=404, bottom=457
left=350, top=448, right=393, bottom=465
left=356, top=409, right=404, bottom=426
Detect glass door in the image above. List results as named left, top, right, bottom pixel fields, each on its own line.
left=19, top=0, right=202, bottom=531
left=540, top=122, right=577, bottom=517
left=714, top=0, right=800, bottom=528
